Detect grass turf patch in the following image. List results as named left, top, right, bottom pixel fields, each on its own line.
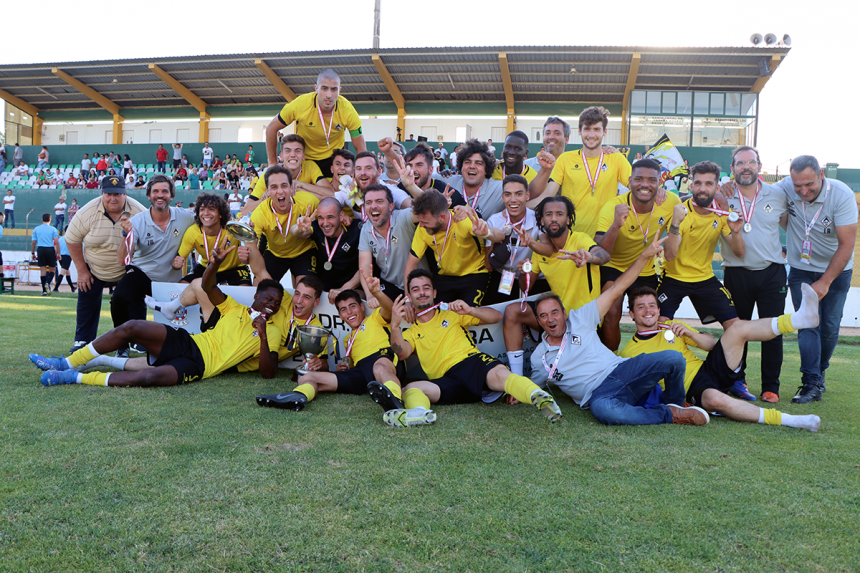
left=1, top=292, right=859, bottom=572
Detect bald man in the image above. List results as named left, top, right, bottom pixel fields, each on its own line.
left=291, top=196, right=364, bottom=304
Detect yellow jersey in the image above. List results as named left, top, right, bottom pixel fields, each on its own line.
left=402, top=310, right=481, bottom=379
left=345, top=309, right=395, bottom=364
left=550, top=149, right=632, bottom=237
left=410, top=214, right=487, bottom=276
left=278, top=92, right=363, bottom=161
left=177, top=225, right=241, bottom=269
left=491, top=164, right=537, bottom=184
left=250, top=193, right=319, bottom=259
left=191, top=296, right=282, bottom=379
left=618, top=320, right=704, bottom=392
left=530, top=231, right=601, bottom=312
left=664, top=199, right=730, bottom=282
left=596, top=192, right=680, bottom=276
left=249, top=160, right=325, bottom=200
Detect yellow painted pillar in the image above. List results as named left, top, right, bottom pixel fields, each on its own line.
left=33, top=116, right=44, bottom=145
left=506, top=111, right=516, bottom=133
left=199, top=112, right=210, bottom=143
left=397, top=108, right=406, bottom=141
left=112, top=114, right=124, bottom=144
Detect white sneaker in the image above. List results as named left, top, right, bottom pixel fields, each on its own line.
left=383, top=407, right=437, bottom=427
left=530, top=388, right=562, bottom=422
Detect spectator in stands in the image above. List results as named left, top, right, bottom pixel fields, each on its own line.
left=15, top=162, right=28, bottom=177
left=68, top=199, right=78, bottom=223
left=181, top=154, right=189, bottom=168
left=125, top=171, right=135, bottom=188
left=175, top=165, right=188, bottom=182
left=217, top=173, right=228, bottom=191
left=53, top=197, right=67, bottom=233
left=202, top=142, right=214, bottom=167
left=633, top=152, right=643, bottom=163
left=37, top=146, right=49, bottom=169
left=4, top=189, right=15, bottom=228
left=81, top=153, right=91, bottom=180
left=96, top=153, right=107, bottom=176
left=13, top=143, right=24, bottom=166
left=227, top=188, right=243, bottom=217
left=487, top=139, right=496, bottom=157
left=37, top=170, right=49, bottom=186
left=0, top=147, right=6, bottom=172
left=133, top=175, right=146, bottom=189
left=172, top=144, right=183, bottom=169
left=188, top=167, right=201, bottom=190
left=212, top=155, right=223, bottom=170
left=65, top=174, right=78, bottom=189
left=85, top=175, right=99, bottom=189
left=199, top=164, right=209, bottom=181
left=246, top=145, right=255, bottom=164
left=231, top=153, right=240, bottom=166
left=155, top=144, right=168, bottom=173
left=408, top=134, right=415, bottom=141
left=123, top=155, right=133, bottom=178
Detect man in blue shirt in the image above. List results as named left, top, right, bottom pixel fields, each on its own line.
left=31, top=213, right=60, bottom=296
left=53, top=235, right=76, bottom=293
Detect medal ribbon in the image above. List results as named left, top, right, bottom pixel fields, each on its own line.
left=317, top=102, right=335, bottom=150
left=417, top=302, right=443, bottom=317
left=323, top=227, right=345, bottom=266
left=637, top=324, right=672, bottom=336
left=271, top=199, right=294, bottom=241
left=519, top=272, right=532, bottom=312
left=734, top=181, right=761, bottom=225
left=630, top=200, right=655, bottom=245
left=202, top=228, right=222, bottom=263
left=123, top=228, right=134, bottom=266
left=432, top=214, right=453, bottom=266
left=344, top=319, right=365, bottom=358
left=582, top=150, right=605, bottom=192
left=703, top=200, right=731, bottom=217
left=541, top=333, right=568, bottom=380
left=466, top=179, right=484, bottom=209
left=801, top=181, right=831, bottom=239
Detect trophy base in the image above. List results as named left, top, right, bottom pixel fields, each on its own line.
left=295, top=367, right=312, bottom=376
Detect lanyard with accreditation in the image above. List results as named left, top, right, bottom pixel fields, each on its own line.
left=799, top=181, right=830, bottom=265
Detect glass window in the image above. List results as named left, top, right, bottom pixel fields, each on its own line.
left=662, top=92, right=676, bottom=114
left=694, top=92, right=709, bottom=115
left=742, top=94, right=757, bottom=117
left=710, top=93, right=725, bottom=115
left=630, top=91, right=646, bottom=114
left=677, top=92, right=692, bottom=114
left=646, top=91, right=661, bottom=114
left=726, top=93, right=741, bottom=116
left=7, top=105, right=21, bottom=124
left=629, top=116, right=691, bottom=147
left=20, top=113, right=33, bottom=127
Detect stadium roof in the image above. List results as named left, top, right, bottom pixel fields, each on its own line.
left=0, top=45, right=790, bottom=116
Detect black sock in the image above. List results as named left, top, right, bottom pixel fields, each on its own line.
left=55, top=273, right=63, bottom=288
left=40, top=275, right=47, bottom=289
left=66, top=276, right=75, bottom=288
left=45, top=272, right=54, bottom=286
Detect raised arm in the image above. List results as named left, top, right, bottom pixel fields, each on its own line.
left=528, top=151, right=556, bottom=197
left=597, top=235, right=666, bottom=318
left=664, top=203, right=685, bottom=261
left=526, top=180, right=560, bottom=209
left=201, top=245, right=235, bottom=307
left=388, top=295, right=414, bottom=361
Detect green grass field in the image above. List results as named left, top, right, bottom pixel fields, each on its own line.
left=2, top=293, right=859, bottom=572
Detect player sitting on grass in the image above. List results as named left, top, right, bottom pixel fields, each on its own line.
left=619, top=285, right=821, bottom=432
left=387, top=269, right=562, bottom=424
left=257, top=269, right=430, bottom=426
left=30, top=246, right=284, bottom=386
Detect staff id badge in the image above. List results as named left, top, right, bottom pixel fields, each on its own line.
left=498, top=268, right=515, bottom=295
left=801, top=239, right=812, bottom=265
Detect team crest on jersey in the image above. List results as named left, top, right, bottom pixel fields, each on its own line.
left=334, top=124, right=343, bottom=131
left=764, top=203, right=773, bottom=214
left=391, top=236, right=398, bottom=245
left=342, top=243, right=350, bottom=252
left=712, top=220, right=718, bottom=229
left=601, top=164, right=608, bottom=172
left=658, top=216, right=666, bottom=226
left=821, top=216, right=832, bottom=228
left=173, top=228, right=180, bottom=237
left=252, top=331, right=259, bottom=338
left=570, top=334, right=581, bottom=345
left=658, top=293, right=668, bottom=303
left=441, top=320, right=449, bottom=328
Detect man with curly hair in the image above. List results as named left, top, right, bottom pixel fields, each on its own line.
left=433, top=138, right=506, bottom=220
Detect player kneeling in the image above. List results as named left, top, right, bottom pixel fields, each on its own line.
left=30, top=247, right=284, bottom=386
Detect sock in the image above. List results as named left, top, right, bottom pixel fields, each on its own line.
left=83, top=354, right=129, bottom=371
left=45, top=272, right=54, bottom=286
left=773, top=315, right=797, bottom=336
left=54, top=273, right=62, bottom=288
left=784, top=283, right=820, bottom=331
left=66, top=276, right=74, bottom=288
left=507, top=350, right=525, bottom=376
left=759, top=408, right=782, bottom=426
left=383, top=380, right=402, bottom=400
left=68, top=343, right=100, bottom=368
left=780, top=413, right=821, bottom=432
left=81, top=372, right=110, bottom=386
left=503, top=373, right=541, bottom=404
left=40, top=275, right=46, bottom=288
left=295, top=383, right=316, bottom=402
left=145, top=296, right=185, bottom=320
left=403, top=387, right=431, bottom=410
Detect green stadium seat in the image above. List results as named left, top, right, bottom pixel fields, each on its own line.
left=146, top=164, right=154, bottom=169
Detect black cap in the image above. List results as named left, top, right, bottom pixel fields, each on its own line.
left=100, top=175, right=127, bottom=194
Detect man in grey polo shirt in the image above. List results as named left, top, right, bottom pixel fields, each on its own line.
left=358, top=183, right=427, bottom=306
left=433, top=139, right=506, bottom=220
left=114, top=174, right=195, bottom=356
left=524, top=116, right=571, bottom=173
left=719, top=146, right=790, bottom=403
left=776, top=155, right=858, bottom=404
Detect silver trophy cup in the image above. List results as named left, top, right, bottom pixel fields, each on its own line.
left=296, top=325, right=331, bottom=375
left=225, top=214, right=258, bottom=243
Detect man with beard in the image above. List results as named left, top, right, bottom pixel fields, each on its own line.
left=389, top=269, right=562, bottom=423
left=502, top=195, right=610, bottom=377
left=114, top=174, right=195, bottom=357
left=432, top=138, right=506, bottom=220
left=335, top=150, right=413, bottom=220
left=396, top=143, right=452, bottom=199
left=619, top=285, right=822, bottom=431
left=292, top=197, right=363, bottom=303
left=527, top=107, right=632, bottom=237
left=594, top=159, right=680, bottom=351
left=658, top=161, right=745, bottom=331
left=265, top=69, right=366, bottom=178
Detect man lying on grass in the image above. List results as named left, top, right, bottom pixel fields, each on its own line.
left=619, top=285, right=821, bottom=432
left=30, top=246, right=284, bottom=386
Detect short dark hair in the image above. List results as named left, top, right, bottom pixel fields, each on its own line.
left=255, top=278, right=283, bottom=297
left=535, top=195, right=576, bottom=231
left=411, top=190, right=448, bottom=217
left=628, top=286, right=659, bottom=308
left=281, top=133, right=306, bottom=150
left=543, top=116, right=571, bottom=138
left=42, top=213, right=51, bottom=223
left=407, top=268, right=434, bottom=291
left=690, top=161, right=721, bottom=181
left=334, top=289, right=363, bottom=309
left=297, top=274, right=323, bottom=300
left=331, top=148, right=355, bottom=164
left=455, top=139, right=496, bottom=179
left=146, top=173, right=176, bottom=198
left=578, top=106, right=610, bottom=130
left=535, top=293, right=564, bottom=315
left=404, top=143, right=434, bottom=167
left=731, top=146, right=761, bottom=165
left=355, top=150, right=379, bottom=170
left=631, top=158, right=662, bottom=175
left=364, top=183, right=393, bottom=204
left=264, top=165, right=293, bottom=188
left=194, top=193, right=230, bottom=228
left=502, top=174, right=529, bottom=192
left=790, top=155, right=821, bottom=174
left=507, top=130, right=529, bottom=145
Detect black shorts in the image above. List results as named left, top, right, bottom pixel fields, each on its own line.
left=59, top=254, right=72, bottom=270
left=686, top=340, right=742, bottom=407
left=434, top=272, right=489, bottom=307
left=311, top=155, right=335, bottom=179
left=150, top=324, right=207, bottom=384
left=600, top=266, right=659, bottom=300
left=431, top=352, right=503, bottom=405
left=334, top=348, right=399, bottom=394
left=36, top=246, right=56, bottom=267
left=173, top=159, right=181, bottom=169
left=181, top=263, right=253, bottom=286
left=262, top=248, right=318, bottom=283
left=200, top=307, right=221, bottom=332
left=656, top=275, right=737, bottom=325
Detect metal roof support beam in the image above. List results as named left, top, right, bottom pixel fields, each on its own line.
left=52, top=68, right=122, bottom=116
left=372, top=54, right=407, bottom=136
left=621, top=52, right=641, bottom=145
left=498, top=52, right=516, bottom=132
left=750, top=55, right=782, bottom=93
left=33, top=116, right=44, bottom=146
left=254, top=59, right=297, bottom=102
left=0, top=88, right=41, bottom=117
left=148, top=64, right=208, bottom=113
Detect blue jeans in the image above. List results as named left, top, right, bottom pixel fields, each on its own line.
left=788, top=267, right=852, bottom=388
left=4, top=209, right=13, bottom=228
left=157, top=161, right=166, bottom=173
left=588, top=350, right=687, bottom=426
left=37, top=160, right=48, bottom=169
left=54, top=214, right=64, bottom=232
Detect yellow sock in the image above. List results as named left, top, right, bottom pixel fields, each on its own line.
left=69, top=343, right=99, bottom=368
left=383, top=381, right=402, bottom=400
left=763, top=408, right=782, bottom=426
left=504, top=373, right=540, bottom=404
left=295, top=383, right=316, bottom=401
left=81, top=372, right=110, bottom=386
left=403, top=387, right=431, bottom=410
left=777, top=314, right=796, bottom=335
